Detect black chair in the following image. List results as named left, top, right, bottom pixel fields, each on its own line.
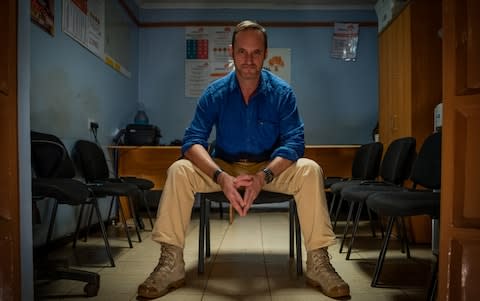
left=365, top=132, right=441, bottom=289
left=72, top=139, right=144, bottom=248
left=197, top=191, right=302, bottom=276
left=326, top=142, right=383, bottom=216
left=31, top=131, right=105, bottom=296
left=338, top=137, right=417, bottom=259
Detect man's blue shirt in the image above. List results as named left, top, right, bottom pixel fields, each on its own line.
left=182, top=69, right=305, bottom=162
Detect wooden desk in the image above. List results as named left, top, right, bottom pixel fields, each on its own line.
left=109, top=145, right=360, bottom=191
left=109, top=146, right=182, bottom=191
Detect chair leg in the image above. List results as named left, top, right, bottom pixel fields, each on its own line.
left=371, top=216, right=395, bottom=287
left=46, top=201, right=59, bottom=246
left=400, top=217, right=411, bottom=258
left=106, top=196, right=116, bottom=231
left=219, top=201, right=223, bottom=220
left=198, top=194, right=205, bottom=274
left=346, top=201, right=364, bottom=260
left=339, top=201, right=355, bottom=253
left=229, top=204, right=234, bottom=224
left=141, top=190, right=154, bottom=229
left=72, top=203, right=86, bottom=248
left=427, top=255, right=438, bottom=301
left=332, top=196, right=344, bottom=231
left=329, top=193, right=337, bottom=216
left=293, top=201, right=303, bottom=276
left=92, top=198, right=115, bottom=267
left=366, top=207, right=377, bottom=238
left=117, top=199, right=133, bottom=248
left=289, top=201, right=294, bottom=258
left=206, top=199, right=211, bottom=258
left=83, top=204, right=94, bottom=242
left=127, top=196, right=142, bottom=243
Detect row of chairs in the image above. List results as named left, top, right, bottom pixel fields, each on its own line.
left=31, top=131, right=156, bottom=297
left=327, top=132, right=441, bottom=298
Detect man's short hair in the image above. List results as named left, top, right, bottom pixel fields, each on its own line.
left=231, top=20, right=268, bottom=50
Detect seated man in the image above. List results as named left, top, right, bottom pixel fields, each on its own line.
left=138, top=20, right=350, bottom=299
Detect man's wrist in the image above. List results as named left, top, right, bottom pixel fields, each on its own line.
left=262, top=167, right=274, bottom=184
left=213, top=168, right=223, bottom=183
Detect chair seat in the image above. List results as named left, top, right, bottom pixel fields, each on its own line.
left=341, top=184, right=405, bottom=202
left=120, top=177, right=154, bottom=190
left=367, top=191, right=440, bottom=217
left=324, top=177, right=344, bottom=189
left=88, top=182, right=138, bottom=197
left=33, top=178, right=90, bottom=204
left=330, top=179, right=363, bottom=194
left=201, top=190, right=293, bottom=205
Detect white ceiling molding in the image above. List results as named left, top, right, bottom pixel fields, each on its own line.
left=133, top=0, right=376, bottom=10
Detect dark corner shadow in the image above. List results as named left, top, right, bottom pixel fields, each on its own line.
left=355, top=256, right=433, bottom=290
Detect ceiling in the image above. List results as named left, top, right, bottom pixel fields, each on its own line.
left=134, top=0, right=378, bottom=10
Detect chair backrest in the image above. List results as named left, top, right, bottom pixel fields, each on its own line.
left=379, top=137, right=417, bottom=185
left=410, top=132, right=442, bottom=190
left=72, top=140, right=110, bottom=182
left=351, top=142, right=383, bottom=180
left=31, top=131, right=76, bottom=178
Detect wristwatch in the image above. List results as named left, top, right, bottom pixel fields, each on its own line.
left=262, top=167, right=274, bottom=184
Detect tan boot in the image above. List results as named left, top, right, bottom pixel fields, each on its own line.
left=306, top=247, right=350, bottom=299
left=137, top=243, right=186, bottom=299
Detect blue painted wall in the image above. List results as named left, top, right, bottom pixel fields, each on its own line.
left=28, top=2, right=378, bottom=244
left=30, top=0, right=139, bottom=246
left=139, top=9, right=379, bottom=145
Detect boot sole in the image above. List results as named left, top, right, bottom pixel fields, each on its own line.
left=137, top=278, right=186, bottom=299
left=305, top=276, right=350, bottom=299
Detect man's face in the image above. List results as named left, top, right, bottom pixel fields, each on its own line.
left=230, top=29, right=267, bottom=81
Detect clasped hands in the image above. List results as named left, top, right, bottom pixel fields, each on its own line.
left=217, top=172, right=264, bottom=217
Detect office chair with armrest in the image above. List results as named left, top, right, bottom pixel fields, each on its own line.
left=31, top=131, right=108, bottom=296
left=326, top=142, right=383, bottom=216
left=365, top=132, right=441, bottom=290
left=72, top=139, right=144, bottom=248
left=338, top=136, right=417, bottom=259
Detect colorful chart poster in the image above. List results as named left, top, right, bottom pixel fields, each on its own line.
left=185, top=27, right=234, bottom=98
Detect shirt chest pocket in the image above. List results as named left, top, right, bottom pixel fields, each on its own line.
left=256, top=118, right=279, bottom=141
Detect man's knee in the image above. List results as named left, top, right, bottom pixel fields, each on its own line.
left=167, top=159, right=193, bottom=176
left=296, top=158, right=324, bottom=179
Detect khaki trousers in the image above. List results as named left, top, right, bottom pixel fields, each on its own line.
left=151, top=158, right=336, bottom=252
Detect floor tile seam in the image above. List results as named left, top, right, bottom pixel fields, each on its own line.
left=202, top=219, right=233, bottom=298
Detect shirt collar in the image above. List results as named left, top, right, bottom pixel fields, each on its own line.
left=228, top=69, right=270, bottom=96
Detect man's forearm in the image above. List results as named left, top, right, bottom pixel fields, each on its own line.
left=184, top=144, right=221, bottom=181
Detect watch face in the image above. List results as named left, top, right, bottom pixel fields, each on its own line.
left=263, top=168, right=273, bottom=184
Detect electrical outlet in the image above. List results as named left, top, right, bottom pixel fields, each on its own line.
left=88, top=118, right=96, bottom=130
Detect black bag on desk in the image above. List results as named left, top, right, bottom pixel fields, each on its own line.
left=124, top=124, right=161, bottom=146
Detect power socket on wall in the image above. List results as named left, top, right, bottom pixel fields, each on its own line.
left=88, top=118, right=98, bottom=130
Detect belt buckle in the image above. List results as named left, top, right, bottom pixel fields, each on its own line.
left=237, top=159, right=250, bottom=163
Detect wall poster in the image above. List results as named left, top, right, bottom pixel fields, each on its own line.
left=185, top=26, right=234, bottom=98
left=31, top=0, right=55, bottom=36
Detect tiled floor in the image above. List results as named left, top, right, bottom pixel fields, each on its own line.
left=36, top=210, right=434, bottom=300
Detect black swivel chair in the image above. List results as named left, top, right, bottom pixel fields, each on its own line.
left=338, top=137, right=417, bottom=259
left=72, top=139, right=144, bottom=248
left=31, top=131, right=105, bottom=296
left=365, top=132, right=441, bottom=291
left=326, top=142, right=383, bottom=216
